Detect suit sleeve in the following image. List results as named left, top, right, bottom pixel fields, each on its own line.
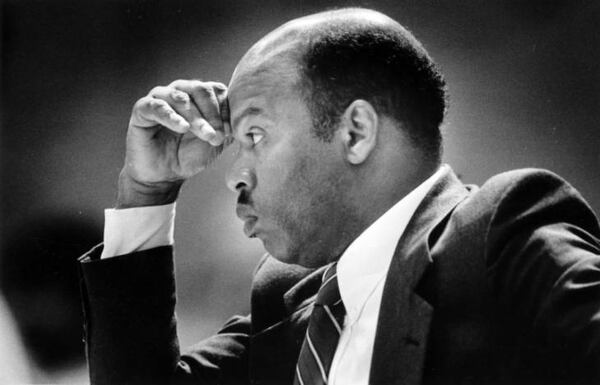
left=483, top=169, right=600, bottom=381
left=79, top=245, right=250, bottom=385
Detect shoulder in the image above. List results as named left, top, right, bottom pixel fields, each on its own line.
left=428, top=168, right=600, bottom=381
left=446, top=167, right=600, bottom=277
left=251, top=255, right=315, bottom=298
left=479, top=168, right=584, bottom=204
left=478, top=168, right=599, bottom=236
left=466, top=168, right=581, bottom=208
left=433, top=168, right=600, bottom=273
left=454, top=168, right=599, bottom=232
left=249, top=255, right=318, bottom=331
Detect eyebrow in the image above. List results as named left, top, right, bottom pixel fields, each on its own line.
left=231, top=106, right=265, bottom=131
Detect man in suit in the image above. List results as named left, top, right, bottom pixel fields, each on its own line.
left=79, top=7, right=600, bottom=385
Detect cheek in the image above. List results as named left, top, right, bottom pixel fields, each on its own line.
left=266, top=153, right=337, bottom=227
left=252, top=134, right=342, bottom=225
left=254, top=156, right=308, bottom=217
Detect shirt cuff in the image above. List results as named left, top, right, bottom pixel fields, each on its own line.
left=100, top=203, right=176, bottom=259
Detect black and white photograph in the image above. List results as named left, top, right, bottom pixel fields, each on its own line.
left=1, top=1, right=599, bottom=384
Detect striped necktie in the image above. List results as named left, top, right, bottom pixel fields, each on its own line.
left=294, top=263, right=346, bottom=385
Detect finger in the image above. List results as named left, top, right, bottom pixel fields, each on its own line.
left=220, top=100, right=233, bottom=147
left=186, top=115, right=221, bottom=145
left=211, top=82, right=233, bottom=144
left=133, top=96, right=190, bottom=134
left=150, top=85, right=221, bottom=145
left=170, top=80, right=226, bottom=145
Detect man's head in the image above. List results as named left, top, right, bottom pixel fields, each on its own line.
left=226, top=8, right=446, bottom=267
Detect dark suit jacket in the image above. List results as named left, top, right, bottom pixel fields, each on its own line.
left=79, top=167, right=600, bottom=385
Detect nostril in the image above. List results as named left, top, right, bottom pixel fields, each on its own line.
left=226, top=167, right=255, bottom=193
left=235, top=181, right=247, bottom=191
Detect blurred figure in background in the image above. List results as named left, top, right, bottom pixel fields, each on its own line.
left=0, top=294, right=32, bottom=383
left=1, top=213, right=100, bottom=384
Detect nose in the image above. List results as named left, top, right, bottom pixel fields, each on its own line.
left=226, top=166, right=256, bottom=193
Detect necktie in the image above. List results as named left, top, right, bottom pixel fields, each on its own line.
left=294, top=263, right=346, bottom=385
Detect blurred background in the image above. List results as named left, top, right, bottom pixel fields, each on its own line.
left=1, top=0, right=599, bottom=383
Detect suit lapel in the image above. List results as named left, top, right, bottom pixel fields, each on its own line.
left=249, top=264, right=327, bottom=385
left=370, top=167, right=469, bottom=385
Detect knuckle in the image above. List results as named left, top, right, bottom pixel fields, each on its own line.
left=208, top=81, right=227, bottom=93
left=148, top=85, right=168, bottom=97
left=134, top=96, right=153, bottom=112
left=193, top=83, right=214, bottom=98
left=170, top=89, right=189, bottom=103
left=171, top=79, right=205, bottom=91
left=133, top=96, right=146, bottom=108
left=157, top=107, right=172, bottom=118
left=150, top=100, right=171, bottom=116
left=146, top=98, right=160, bottom=109
left=169, top=79, right=191, bottom=87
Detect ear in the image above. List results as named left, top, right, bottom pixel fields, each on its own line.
left=338, top=100, right=378, bottom=165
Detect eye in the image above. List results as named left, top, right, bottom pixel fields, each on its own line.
left=247, top=132, right=265, bottom=146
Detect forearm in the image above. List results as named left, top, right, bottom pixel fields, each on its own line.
left=116, top=169, right=183, bottom=209
left=80, top=246, right=181, bottom=384
left=79, top=245, right=252, bottom=385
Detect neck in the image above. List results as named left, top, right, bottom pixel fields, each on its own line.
left=363, top=162, right=437, bottom=226
left=322, top=158, right=438, bottom=264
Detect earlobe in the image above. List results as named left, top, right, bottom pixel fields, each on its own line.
left=341, top=100, right=378, bottom=165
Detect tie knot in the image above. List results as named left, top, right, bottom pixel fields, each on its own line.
left=315, top=263, right=342, bottom=306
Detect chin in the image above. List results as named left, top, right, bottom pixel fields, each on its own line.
left=263, top=242, right=296, bottom=265
left=270, top=248, right=329, bottom=268
left=262, top=240, right=302, bottom=266
left=262, top=233, right=331, bottom=268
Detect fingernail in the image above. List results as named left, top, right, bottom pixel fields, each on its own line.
left=209, top=132, right=224, bottom=146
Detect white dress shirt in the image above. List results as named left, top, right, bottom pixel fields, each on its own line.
left=101, top=166, right=446, bottom=384
left=328, top=166, right=443, bottom=384
left=100, top=203, right=176, bottom=259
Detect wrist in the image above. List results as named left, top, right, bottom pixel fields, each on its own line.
left=116, top=170, right=184, bottom=209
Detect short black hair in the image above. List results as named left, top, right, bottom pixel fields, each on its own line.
left=298, top=11, right=446, bottom=162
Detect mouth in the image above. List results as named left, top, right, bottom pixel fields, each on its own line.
left=236, top=204, right=259, bottom=238
left=243, top=217, right=258, bottom=238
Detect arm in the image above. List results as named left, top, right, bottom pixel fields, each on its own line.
left=80, top=246, right=250, bottom=385
left=80, top=80, right=249, bottom=384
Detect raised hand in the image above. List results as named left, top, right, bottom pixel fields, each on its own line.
left=117, top=80, right=231, bottom=208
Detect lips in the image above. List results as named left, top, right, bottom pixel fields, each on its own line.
left=243, top=217, right=258, bottom=238
left=236, top=205, right=258, bottom=238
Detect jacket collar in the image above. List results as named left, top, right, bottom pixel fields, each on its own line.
left=369, top=166, right=470, bottom=385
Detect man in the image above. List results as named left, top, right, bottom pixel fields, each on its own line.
left=79, top=7, right=600, bottom=385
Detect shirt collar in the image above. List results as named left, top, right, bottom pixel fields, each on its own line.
left=336, top=165, right=447, bottom=322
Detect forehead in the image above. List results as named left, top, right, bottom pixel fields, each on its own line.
left=228, top=64, right=302, bottom=128
left=228, top=25, right=306, bottom=113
